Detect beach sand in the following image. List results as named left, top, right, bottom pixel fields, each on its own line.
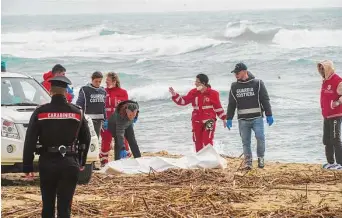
left=2, top=151, right=342, bottom=217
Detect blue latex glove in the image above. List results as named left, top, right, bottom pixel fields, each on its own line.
left=66, top=85, right=74, bottom=100
left=119, top=150, right=127, bottom=159
left=266, top=116, right=274, bottom=126
left=66, top=85, right=73, bottom=93
left=133, top=117, right=138, bottom=124
left=103, top=120, right=108, bottom=130
left=226, top=119, right=232, bottom=130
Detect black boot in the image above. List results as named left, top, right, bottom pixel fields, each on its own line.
left=258, top=157, right=264, bottom=168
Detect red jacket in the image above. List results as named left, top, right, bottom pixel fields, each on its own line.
left=172, top=88, right=227, bottom=122
left=321, top=73, right=342, bottom=118
left=105, top=87, right=128, bottom=119
left=42, top=71, right=73, bottom=103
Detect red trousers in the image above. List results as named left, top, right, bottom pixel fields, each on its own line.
left=100, top=129, right=129, bottom=164
left=192, top=120, right=216, bottom=152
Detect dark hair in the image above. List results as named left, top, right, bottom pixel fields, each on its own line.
left=91, top=71, right=103, bottom=80
left=117, top=100, right=139, bottom=118
left=196, top=73, right=211, bottom=88
left=52, top=64, right=66, bottom=74
left=107, top=72, right=121, bottom=88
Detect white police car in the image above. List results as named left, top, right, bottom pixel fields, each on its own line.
left=1, top=71, right=99, bottom=184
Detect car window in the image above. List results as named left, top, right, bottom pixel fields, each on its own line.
left=1, top=79, right=13, bottom=94
left=1, top=77, right=51, bottom=106
left=20, top=80, right=37, bottom=102
left=1, top=79, right=15, bottom=105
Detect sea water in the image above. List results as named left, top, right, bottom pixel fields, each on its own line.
left=2, top=8, right=342, bottom=163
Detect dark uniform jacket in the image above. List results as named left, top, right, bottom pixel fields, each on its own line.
left=227, top=72, right=272, bottom=120
left=76, top=83, right=106, bottom=120
left=22, top=95, right=91, bottom=173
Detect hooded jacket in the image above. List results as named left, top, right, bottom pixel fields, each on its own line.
left=227, top=71, right=272, bottom=120
left=319, top=60, right=342, bottom=118
left=42, top=71, right=73, bottom=103
left=76, top=83, right=106, bottom=120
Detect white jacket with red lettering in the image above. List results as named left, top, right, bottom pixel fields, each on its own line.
left=172, top=88, right=227, bottom=122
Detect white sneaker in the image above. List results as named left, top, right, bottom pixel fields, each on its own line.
left=322, top=163, right=340, bottom=169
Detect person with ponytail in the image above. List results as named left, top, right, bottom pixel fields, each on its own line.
left=100, top=72, right=131, bottom=166
left=169, top=73, right=227, bottom=152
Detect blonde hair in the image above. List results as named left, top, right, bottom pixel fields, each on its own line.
left=107, top=72, right=121, bottom=88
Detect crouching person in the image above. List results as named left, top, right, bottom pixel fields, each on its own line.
left=108, top=100, right=141, bottom=160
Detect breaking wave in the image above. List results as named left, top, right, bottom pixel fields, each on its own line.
left=224, top=20, right=342, bottom=48
left=1, top=24, right=225, bottom=58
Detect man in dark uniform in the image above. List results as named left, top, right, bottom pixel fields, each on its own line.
left=226, top=63, right=273, bottom=170
left=22, top=76, right=91, bottom=218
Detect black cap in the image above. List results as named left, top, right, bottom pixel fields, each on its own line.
left=231, top=62, right=247, bottom=74
left=48, top=76, right=72, bottom=88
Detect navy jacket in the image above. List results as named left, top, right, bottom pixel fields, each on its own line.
left=227, top=72, right=272, bottom=120
left=76, top=84, right=106, bottom=120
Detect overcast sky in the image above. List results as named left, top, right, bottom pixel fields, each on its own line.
left=2, top=0, right=342, bottom=15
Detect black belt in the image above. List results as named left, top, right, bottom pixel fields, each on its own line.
left=46, top=145, right=77, bottom=157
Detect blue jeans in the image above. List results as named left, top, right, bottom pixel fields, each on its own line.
left=238, top=117, right=265, bottom=163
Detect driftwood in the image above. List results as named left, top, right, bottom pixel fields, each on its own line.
left=2, top=154, right=342, bottom=218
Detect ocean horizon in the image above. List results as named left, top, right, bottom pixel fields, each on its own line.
left=2, top=7, right=342, bottom=164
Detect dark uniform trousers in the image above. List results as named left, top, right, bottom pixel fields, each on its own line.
left=323, top=118, right=342, bottom=164
left=92, top=119, right=102, bottom=139
left=22, top=93, right=91, bottom=218
left=39, top=154, right=80, bottom=218
left=112, top=124, right=141, bottom=160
